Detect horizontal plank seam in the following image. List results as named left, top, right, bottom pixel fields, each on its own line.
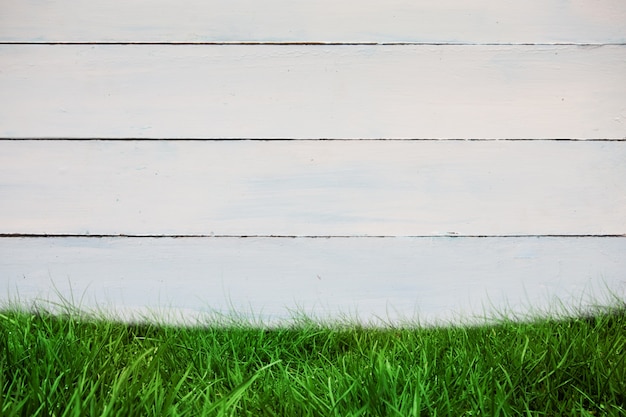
left=1, top=42, right=625, bottom=46
left=1, top=138, right=624, bottom=142
left=1, top=234, right=624, bottom=239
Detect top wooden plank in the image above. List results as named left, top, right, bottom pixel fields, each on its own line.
left=1, top=0, right=625, bottom=44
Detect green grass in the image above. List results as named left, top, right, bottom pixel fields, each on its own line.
left=1, top=302, right=625, bottom=416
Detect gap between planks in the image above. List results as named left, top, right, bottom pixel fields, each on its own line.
left=2, top=234, right=625, bottom=239
left=1, top=138, right=625, bottom=142
left=3, top=42, right=626, bottom=46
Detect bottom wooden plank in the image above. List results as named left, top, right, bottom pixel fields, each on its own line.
left=1, top=237, right=624, bottom=325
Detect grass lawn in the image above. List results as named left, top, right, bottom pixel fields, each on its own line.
left=1, top=302, right=625, bottom=416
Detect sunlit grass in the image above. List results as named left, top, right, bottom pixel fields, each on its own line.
left=1, top=298, right=625, bottom=416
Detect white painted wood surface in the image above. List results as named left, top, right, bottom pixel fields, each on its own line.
left=1, top=1, right=625, bottom=324
left=1, top=140, right=624, bottom=236
left=1, top=0, right=625, bottom=44
left=2, top=237, right=625, bottom=325
left=1, top=45, right=625, bottom=139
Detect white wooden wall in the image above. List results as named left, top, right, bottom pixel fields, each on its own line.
left=1, top=1, right=625, bottom=325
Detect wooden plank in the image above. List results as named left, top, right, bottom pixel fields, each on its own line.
left=1, top=236, right=624, bottom=324
left=1, top=45, right=625, bottom=139
left=1, top=0, right=625, bottom=44
left=1, top=140, right=624, bottom=236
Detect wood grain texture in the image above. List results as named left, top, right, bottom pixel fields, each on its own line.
left=1, top=0, right=625, bottom=44
left=1, top=140, right=624, bottom=236
left=2, top=236, right=624, bottom=324
left=2, top=1, right=625, bottom=324
left=1, top=45, right=625, bottom=139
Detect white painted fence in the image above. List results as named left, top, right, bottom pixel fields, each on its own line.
left=1, top=1, right=625, bottom=325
